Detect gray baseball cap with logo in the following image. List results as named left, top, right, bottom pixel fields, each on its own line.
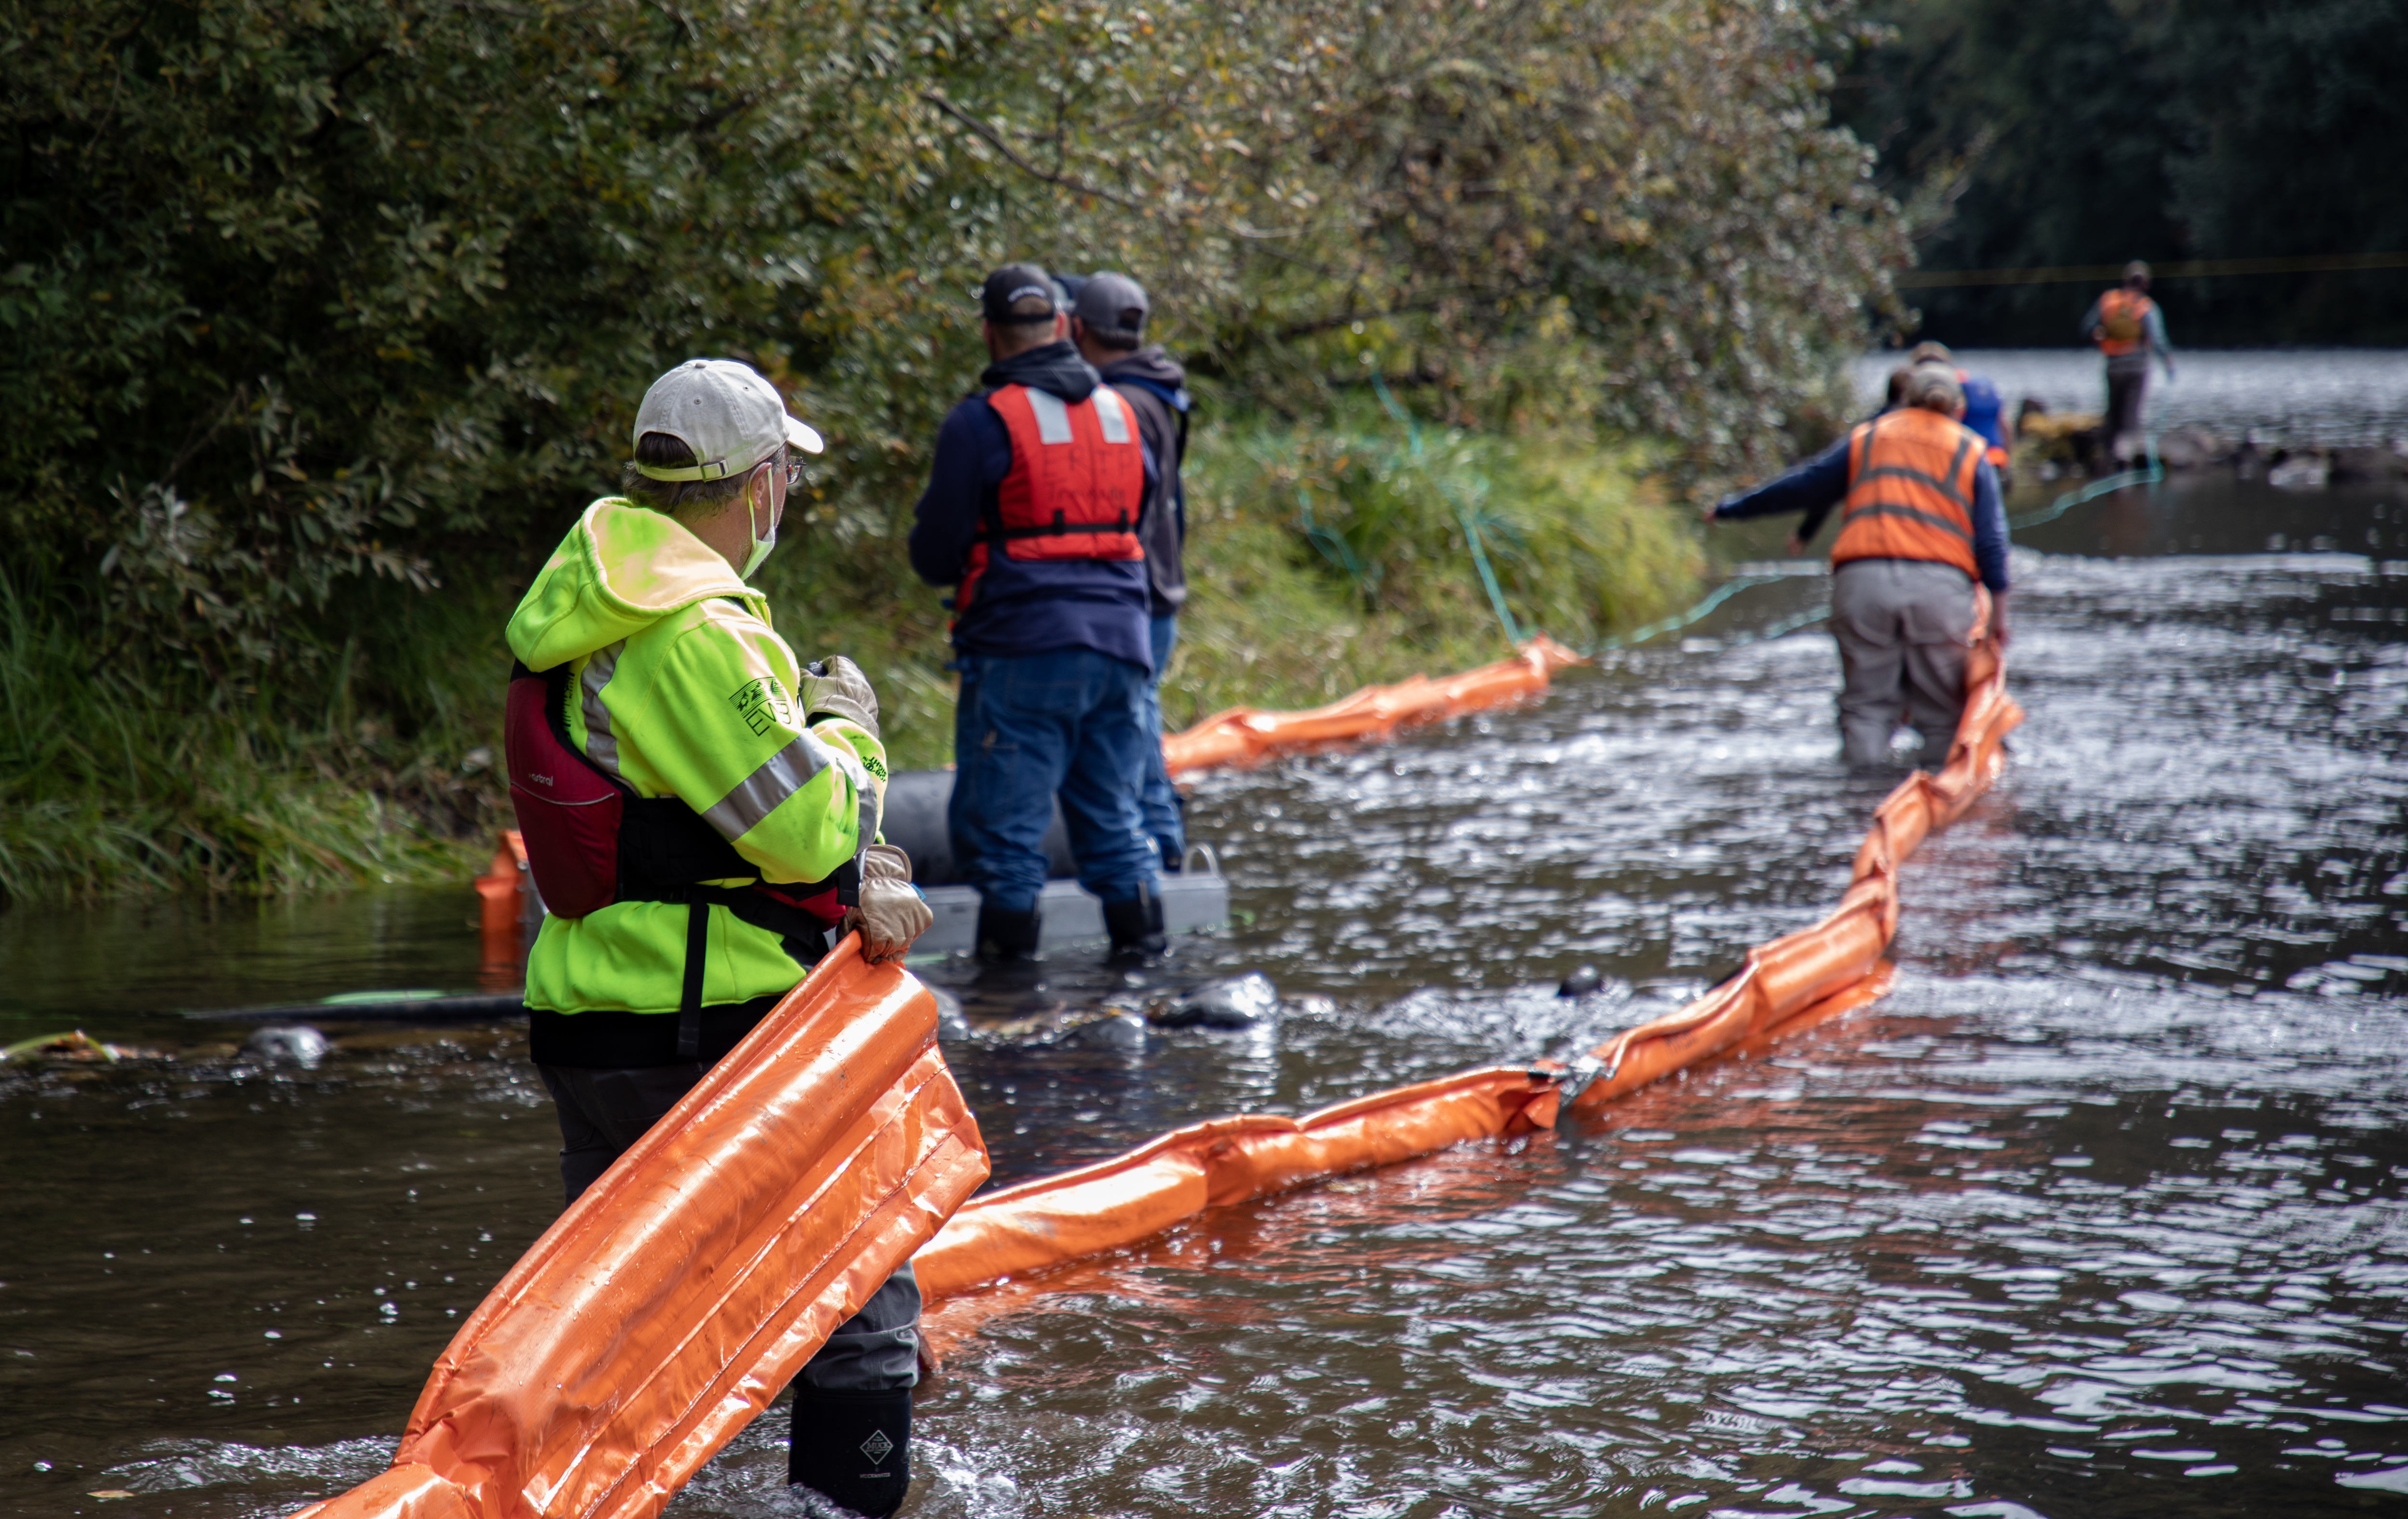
left=631, top=359, right=824, bottom=482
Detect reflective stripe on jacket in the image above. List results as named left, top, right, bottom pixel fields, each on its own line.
left=1831, top=407, right=1984, bottom=580
left=2096, top=288, right=2156, bottom=357
left=960, top=383, right=1146, bottom=612
left=505, top=499, right=887, bottom=1014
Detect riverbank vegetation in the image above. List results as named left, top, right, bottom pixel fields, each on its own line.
left=1, top=0, right=1899, bottom=901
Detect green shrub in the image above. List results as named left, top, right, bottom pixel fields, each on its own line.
left=0, top=0, right=1887, bottom=899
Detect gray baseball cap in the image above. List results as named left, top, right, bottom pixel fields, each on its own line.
left=1072, top=273, right=1150, bottom=346
left=631, top=358, right=823, bottom=481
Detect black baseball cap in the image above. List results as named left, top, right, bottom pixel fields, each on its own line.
left=1072, top=272, right=1150, bottom=346
left=981, top=263, right=1061, bottom=324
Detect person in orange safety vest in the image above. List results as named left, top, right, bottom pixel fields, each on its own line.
left=2080, top=260, right=2176, bottom=463
left=1706, top=365, right=2011, bottom=767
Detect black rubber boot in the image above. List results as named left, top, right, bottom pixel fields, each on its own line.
left=974, top=901, right=1042, bottom=963
left=1102, top=886, right=1167, bottom=962
left=787, top=1385, right=911, bottom=1518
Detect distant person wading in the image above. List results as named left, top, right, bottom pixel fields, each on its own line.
left=1707, top=365, right=2012, bottom=767
left=2081, top=259, right=2177, bottom=462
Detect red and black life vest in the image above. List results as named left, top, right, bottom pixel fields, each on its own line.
left=957, top=382, right=1146, bottom=611
left=1831, top=406, right=1984, bottom=581
left=505, top=660, right=854, bottom=1044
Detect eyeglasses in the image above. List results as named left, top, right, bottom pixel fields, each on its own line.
left=756, top=456, right=806, bottom=489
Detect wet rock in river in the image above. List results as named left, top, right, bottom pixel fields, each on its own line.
left=1557, top=964, right=1605, bottom=998
left=1149, top=972, right=1279, bottom=1029
left=241, top=1025, right=328, bottom=1066
left=927, top=984, right=971, bottom=1042
left=2332, top=445, right=2408, bottom=482
left=1053, top=1011, right=1146, bottom=1051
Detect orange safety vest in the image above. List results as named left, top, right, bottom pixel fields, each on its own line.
left=961, top=383, right=1146, bottom=610
left=1831, top=406, right=1983, bottom=580
left=2095, top=288, right=2155, bottom=357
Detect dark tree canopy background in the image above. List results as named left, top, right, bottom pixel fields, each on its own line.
left=1834, top=0, right=2408, bottom=346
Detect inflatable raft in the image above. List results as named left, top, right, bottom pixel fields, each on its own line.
left=871, top=769, right=1230, bottom=955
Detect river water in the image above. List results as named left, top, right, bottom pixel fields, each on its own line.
left=4, top=354, right=2406, bottom=1519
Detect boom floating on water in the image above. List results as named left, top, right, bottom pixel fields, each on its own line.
left=294, top=609, right=2017, bottom=1519
left=913, top=592, right=2016, bottom=1316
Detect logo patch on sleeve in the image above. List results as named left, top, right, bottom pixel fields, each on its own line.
left=728, top=677, right=796, bottom=736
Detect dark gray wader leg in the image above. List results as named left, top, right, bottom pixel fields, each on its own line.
left=538, top=900, right=918, bottom=1516
left=786, top=1264, right=921, bottom=1516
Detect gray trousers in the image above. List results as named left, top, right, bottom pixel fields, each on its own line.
left=538, top=1062, right=921, bottom=1393
left=1829, top=559, right=1976, bottom=767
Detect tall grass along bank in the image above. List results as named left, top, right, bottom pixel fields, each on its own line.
left=0, top=421, right=1698, bottom=904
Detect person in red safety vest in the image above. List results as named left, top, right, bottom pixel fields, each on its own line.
left=906, top=264, right=1166, bottom=963
left=2080, top=260, right=2176, bottom=463
left=1706, top=365, right=2011, bottom=767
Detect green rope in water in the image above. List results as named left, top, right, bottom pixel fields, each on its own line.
left=1603, top=432, right=2169, bottom=656
left=1309, top=390, right=2156, bottom=659
left=2009, top=433, right=2163, bottom=532
left=1366, top=372, right=1526, bottom=644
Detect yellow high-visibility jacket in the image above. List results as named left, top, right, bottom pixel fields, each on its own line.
left=506, top=499, right=887, bottom=1015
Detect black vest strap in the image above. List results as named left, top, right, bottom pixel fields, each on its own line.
left=514, top=658, right=852, bottom=1026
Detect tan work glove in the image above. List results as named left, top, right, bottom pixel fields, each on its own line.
left=801, top=655, right=880, bottom=742
left=845, top=843, right=930, bottom=965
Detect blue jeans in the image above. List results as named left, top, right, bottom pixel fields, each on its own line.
left=1140, top=614, right=1186, bottom=867
left=950, top=648, right=1162, bottom=915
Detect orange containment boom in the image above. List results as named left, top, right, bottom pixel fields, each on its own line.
left=918, top=599, right=2019, bottom=1309
left=292, top=940, right=990, bottom=1519
left=1162, top=635, right=1589, bottom=775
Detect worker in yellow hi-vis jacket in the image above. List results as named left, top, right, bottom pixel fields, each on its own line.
left=502, top=357, right=931, bottom=1518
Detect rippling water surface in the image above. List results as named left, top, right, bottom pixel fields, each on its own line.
left=5, top=391, right=2407, bottom=1518
left=1848, top=348, right=2408, bottom=447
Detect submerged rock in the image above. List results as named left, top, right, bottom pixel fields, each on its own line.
left=1557, top=964, right=1605, bottom=998
left=1053, top=1011, right=1147, bottom=1051
left=241, top=1025, right=328, bottom=1066
left=1149, top=972, right=1279, bottom=1029
left=927, top=985, right=971, bottom=1043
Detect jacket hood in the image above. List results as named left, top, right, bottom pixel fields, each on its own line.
left=506, top=498, right=766, bottom=671
left=1098, top=345, right=1186, bottom=390
left=980, top=339, right=1099, bottom=403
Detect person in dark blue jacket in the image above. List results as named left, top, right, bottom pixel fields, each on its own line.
left=1070, top=271, right=1193, bottom=873
left=908, top=264, right=1165, bottom=962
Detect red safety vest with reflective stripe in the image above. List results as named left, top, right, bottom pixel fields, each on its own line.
left=1831, top=406, right=1983, bottom=580
left=2096, top=288, right=2155, bottom=357
left=961, top=383, right=1146, bottom=610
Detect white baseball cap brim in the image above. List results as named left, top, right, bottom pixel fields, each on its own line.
left=633, top=358, right=824, bottom=480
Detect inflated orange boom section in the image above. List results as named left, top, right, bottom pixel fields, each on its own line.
left=292, top=940, right=989, bottom=1519
left=296, top=602, right=2015, bottom=1519
left=1161, top=635, right=1589, bottom=775
left=914, top=595, right=2019, bottom=1305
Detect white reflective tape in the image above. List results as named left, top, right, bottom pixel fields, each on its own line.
left=580, top=643, right=624, bottom=775
left=702, top=729, right=876, bottom=841
left=1025, top=389, right=1074, bottom=445
left=1093, top=388, right=1131, bottom=445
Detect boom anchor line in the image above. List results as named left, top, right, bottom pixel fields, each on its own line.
left=298, top=588, right=2018, bottom=1519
